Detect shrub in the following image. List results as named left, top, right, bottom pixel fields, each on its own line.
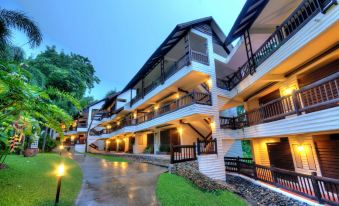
left=38, top=135, right=57, bottom=152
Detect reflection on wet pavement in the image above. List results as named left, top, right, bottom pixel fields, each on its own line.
left=74, top=154, right=167, bottom=206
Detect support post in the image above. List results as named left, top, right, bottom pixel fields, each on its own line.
left=252, top=161, right=257, bottom=180
left=193, top=142, right=197, bottom=160
left=292, top=91, right=301, bottom=115
left=184, top=34, right=191, bottom=65
left=141, top=78, right=144, bottom=98
left=161, top=57, right=165, bottom=84
left=170, top=145, right=174, bottom=164
left=197, top=138, right=201, bottom=155
left=311, top=172, right=323, bottom=203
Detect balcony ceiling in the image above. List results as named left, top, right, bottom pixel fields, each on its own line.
left=122, top=17, right=227, bottom=93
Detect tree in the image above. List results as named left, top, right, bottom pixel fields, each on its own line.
left=0, top=63, right=79, bottom=164
left=0, top=8, right=42, bottom=50
left=27, top=46, right=100, bottom=115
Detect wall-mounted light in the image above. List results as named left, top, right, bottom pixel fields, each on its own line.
left=106, top=125, right=112, bottom=129
left=282, top=85, right=297, bottom=96
left=154, top=104, right=159, bottom=110
left=297, top=145, right=304, bottom=152
left=210, top=120, right=216, bottom=131
left=116, top=139, right=121, bottom=143
left=133, top=112, right=137, bottom=119
left=178, top=127, right=183, bottom=136
left=207, top=78, right=213, bottom=88
left=71, top=135, right=75, bottom=141
left=175, top=93, right=180, bottom=99
left=117, top=121, right=120, bottom=126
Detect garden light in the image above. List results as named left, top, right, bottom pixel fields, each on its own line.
left=54, top=163, right=65, bottom=205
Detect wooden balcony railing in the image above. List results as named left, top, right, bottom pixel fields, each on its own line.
left=170, top=144, right=197, bottom=164
left=131, top=49, right=209, bottom=106
left=225, top=157, right=339, bottom=205
left=137, top=91, right=212, bottom=124
left=221, top=72, right=339, bottom=129
left=218, top=0, right=336, bottom=91
left=190, top=50, right=209, bottom=65
left=197, top=138, right=217, bottom=155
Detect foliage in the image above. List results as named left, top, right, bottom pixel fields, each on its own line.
left=236, top=105, right=245, bottom=116
left=0, top=8, right=42, bottom=49
left=27, top=46, right=100, bottom=115
left=0, top=154, right=82, bottom=205
left=0, top=44, right=25, bottom=62
left=156, top=173, right=247, bottom=206
left=143, top=145, right=154, bottom=154
left=0, top=63, right=79, bottom=162
left=105, top=89, right=117, bottom=98
left=38, top=134, right=57, bottom=152
left=241, top=140, right=252, bottom=158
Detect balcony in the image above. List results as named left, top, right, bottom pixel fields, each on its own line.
left=91, top=91, right=212, bottom=136
left=221, top=72, right=339, bottom=129
left=131, top=49, right=209, bottom=106
left=137, top=91, right=211, bottom=124
left=225, top=157, right=339, bottom=205
left=218, top=0, right=337, bottom=91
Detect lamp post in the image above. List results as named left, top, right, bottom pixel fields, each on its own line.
left=59, top=145, right=64, bottom=156
left=55, top=164, right=65, bottom=205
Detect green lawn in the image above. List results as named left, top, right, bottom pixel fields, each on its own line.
left=86, top=153, right=130, bottom=162
left=0, top=153, right=82, bottom=206
left=156, top=173, right=247, bottom=206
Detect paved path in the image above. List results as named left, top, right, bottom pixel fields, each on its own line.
left=73, top=153, right=167, bottom=206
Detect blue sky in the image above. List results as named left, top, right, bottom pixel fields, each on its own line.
left=3, top=0, right=245, bottom=100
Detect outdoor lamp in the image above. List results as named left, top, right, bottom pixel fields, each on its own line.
left=55, top=164, right=65, bottom=205
left=175, top=93, right=180, bottom=99
left=59, top=145, right=64, bottom=156
left=207, top=78, right=213, bottom=88
left=297, top=145, right=305, bottom=152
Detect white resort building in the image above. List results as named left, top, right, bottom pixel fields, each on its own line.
left=62, top=0, right=339, bottom=204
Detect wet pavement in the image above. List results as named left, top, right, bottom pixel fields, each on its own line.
left=73, top=153, right=167, bottom=206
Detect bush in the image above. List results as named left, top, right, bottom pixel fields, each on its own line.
left=38, top=135, right=57, bottom=152
left=143, top=145, right=154, bottom=154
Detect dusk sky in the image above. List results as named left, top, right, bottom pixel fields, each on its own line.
left=2, top=0, right=245, bottom=100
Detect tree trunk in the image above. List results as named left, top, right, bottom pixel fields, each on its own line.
left=42, top=127, right=48, bottom=153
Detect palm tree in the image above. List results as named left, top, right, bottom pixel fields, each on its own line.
left=0, top=8, right=42, bottom=50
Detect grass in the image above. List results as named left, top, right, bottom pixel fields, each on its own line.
left=86, top=153, right=130, bottom=162
left=156, top=173, right=247, bottom=206
left=0, top=153, right=82, bottom=206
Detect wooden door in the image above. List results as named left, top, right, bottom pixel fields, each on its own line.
left=315, top=135, right=339, bottom=179
left=267, top=140, right=295, bottom=170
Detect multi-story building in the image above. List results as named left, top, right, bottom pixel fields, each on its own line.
left=66, top=0, right=338, bottom=204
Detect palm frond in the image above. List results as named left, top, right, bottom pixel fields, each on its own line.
left=0, top=9, right=42, bottom=48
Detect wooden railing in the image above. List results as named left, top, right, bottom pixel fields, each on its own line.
left=137, top=91, right=211, bottom=124
left=131, top=49, right=209, bottom=106
left=190, top=50, right=209, bottom=65
left=170, top=144, right=197, bottom=164
left=220, top=72, right=339, bottom=129
left=224, top=157, right=339, bottom=205
left=197, top=138, right=217, bottom=155
left=219, top=0, right=336, bottom=91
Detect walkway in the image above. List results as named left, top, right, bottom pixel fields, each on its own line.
left=73, top=153, right=167, bottom=206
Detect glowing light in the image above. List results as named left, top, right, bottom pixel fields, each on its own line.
left=56, top=164, right=65, bottom=177
left=116, top=139, right=121, bottom=143
left=297, top=145, right=304, bottom=152
left=106, top=125, right=112, bottom=129
left=282, top=85, right=297, bottom=96
left=117, top=121, right=120, bottom=126
left=59, top=145, right=64, bottom=150
left=207, top=78, right=213, bottom=88
left=106, top=140, right=110, bottom=144
left=71, top=136, right=75, bottom=141
left=210, top=120, right=216, bottom=131
left=124, top=137, right=128, bottom=142
left=154, top=104, right=159, bottom=110
left=175, top=93, right=180, bottom=99
left=133, top=112, right=137, bottom=119
left=178, top=127, right=183, bottom=135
